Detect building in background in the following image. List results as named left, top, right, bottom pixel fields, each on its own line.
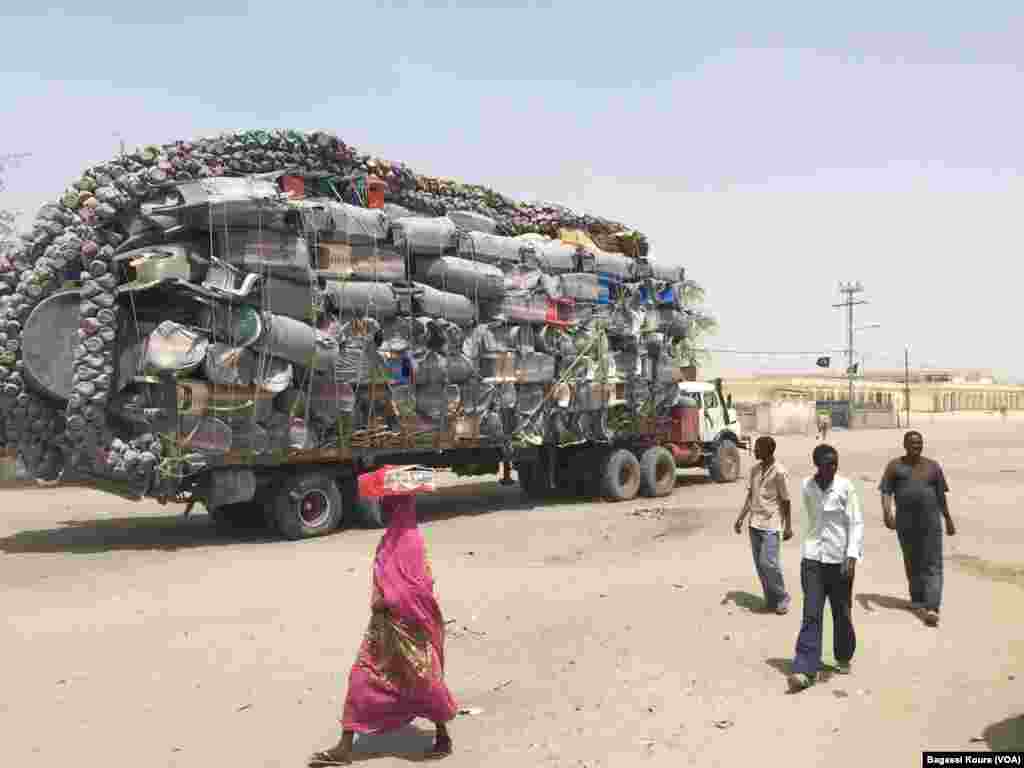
left=720, top=367, right=1023, bottom=415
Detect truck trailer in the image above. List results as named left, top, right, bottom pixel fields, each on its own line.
left=0, top=129, right=737, bottom=539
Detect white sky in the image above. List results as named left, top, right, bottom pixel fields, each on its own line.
left=2, top=2, right=1021, bottom=378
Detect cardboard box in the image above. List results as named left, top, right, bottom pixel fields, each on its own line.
left=454, top=414, right=481, bottom=440
left=480, top=352, right=516, bottom=381
left=318, top=242, right=353, bottom=277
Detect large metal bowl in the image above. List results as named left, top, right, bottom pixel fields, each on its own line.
left=21, top=289, right=81, bottom=402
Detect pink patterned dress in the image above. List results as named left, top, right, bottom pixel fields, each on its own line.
left=341, top=496, right=457, bottom=733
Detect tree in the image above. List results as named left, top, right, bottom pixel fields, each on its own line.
left=673, top=278, right=719, bottom=367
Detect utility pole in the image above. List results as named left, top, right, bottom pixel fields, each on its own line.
left=905, top=346, right=911, bottom=427
left=833, top=281, right=868, bottom=420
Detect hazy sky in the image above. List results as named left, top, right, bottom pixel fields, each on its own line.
left=2, top=2, right=1022, bottom=377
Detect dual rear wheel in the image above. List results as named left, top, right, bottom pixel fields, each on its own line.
left=518, top=445, right=677, bottom=502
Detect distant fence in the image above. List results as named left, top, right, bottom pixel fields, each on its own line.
left=737, top=401, right=817, bottom=435
left=738, top=400, right=898, bottom=433
left=816, top=400, right=897, bottom=430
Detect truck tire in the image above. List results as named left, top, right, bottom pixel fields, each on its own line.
left=639, top=446, right=676, bottom=497
left=708, top=439, right=742, bottom=483
left=601, top=449, right=641, bottom=501
left=273, top=470, right=344, bottom=540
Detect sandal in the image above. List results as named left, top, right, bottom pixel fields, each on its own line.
left=309, top=749, right=351, bottom=766
left=423, top=740, right=453, bottom=760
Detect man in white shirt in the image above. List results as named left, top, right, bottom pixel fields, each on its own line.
left=734, top=436, right=793, bottom=614
left=787, top=443, right=865, bottom=693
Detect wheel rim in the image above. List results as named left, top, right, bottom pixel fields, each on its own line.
left=299, top=490, right=331, bottom=528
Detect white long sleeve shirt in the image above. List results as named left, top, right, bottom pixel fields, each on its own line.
left=799, top=474, right=864, bottom=564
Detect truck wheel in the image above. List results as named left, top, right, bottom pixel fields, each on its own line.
left=639, top=446, right=676, bottom=497
left=601, top=449, right=641, bottom=501
left=708, top=439, right=742, bottom=483
left=273, top=471, right=344, bottom=540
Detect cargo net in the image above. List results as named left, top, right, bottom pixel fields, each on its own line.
left=0, top=129, right=692, bottom=495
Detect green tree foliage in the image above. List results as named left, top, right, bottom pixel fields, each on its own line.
left=673, top=278, right=718, bottom=365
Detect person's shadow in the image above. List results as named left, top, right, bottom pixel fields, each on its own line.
left=984, top=715, right=1024, bottom=751
left=856, top=593, right=929, bottom=625
left=765, top=657, right=843, bottom=685
left=721, top=590, right=766, bottom=613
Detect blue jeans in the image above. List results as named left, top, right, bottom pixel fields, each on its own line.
left=749, top=527, right=790, bottom=610
left=792, top=559, right=856, bottom=675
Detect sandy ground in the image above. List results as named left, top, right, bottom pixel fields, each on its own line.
left=2, top=412, right=1023, bottom=768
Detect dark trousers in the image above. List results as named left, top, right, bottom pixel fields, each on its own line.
left=792, top=559, right=856, bottom=676
left=749, top=527, right=789, bottom=609
left=897, top=525, right=943, bottom=612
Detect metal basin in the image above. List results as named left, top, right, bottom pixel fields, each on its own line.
left=21, top=289, right=81, bottom=402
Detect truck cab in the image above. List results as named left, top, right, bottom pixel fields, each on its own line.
left=669, top=378, right=746, bottom=482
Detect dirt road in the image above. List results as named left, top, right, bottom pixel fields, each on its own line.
left=2, top=414, right=1022, bottom=767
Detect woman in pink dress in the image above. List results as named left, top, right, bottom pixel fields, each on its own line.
left=310, top=494, right=457, bottom=765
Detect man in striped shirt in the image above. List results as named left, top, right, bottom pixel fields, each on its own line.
left=788, top=443, right=865, bottom=693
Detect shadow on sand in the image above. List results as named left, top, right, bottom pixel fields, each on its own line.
left=675, top=474, right=714, bottom=489
left=984, top=714, right=1024, bottom=751
left=856, top=593, right=913, bottom=612
left=856, top=593, right=929, bottom=625
left=721, top=590, right=766, bottom=613
left=765, top=657, right=792, bottom=678
left=340, top=724, right=440, bottom=764
left=0, top=478, right=628, bottom=555
left=765, top=657, right=845, bottom=687
left=0, top=511, right=281, bottom=555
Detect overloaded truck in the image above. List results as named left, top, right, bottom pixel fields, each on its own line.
left=0, top=129, right=742, bottom=539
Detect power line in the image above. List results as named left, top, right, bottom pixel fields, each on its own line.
left=695, top=347, right=910, bottom=361
left=696, top=348, right=835, bottom=356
